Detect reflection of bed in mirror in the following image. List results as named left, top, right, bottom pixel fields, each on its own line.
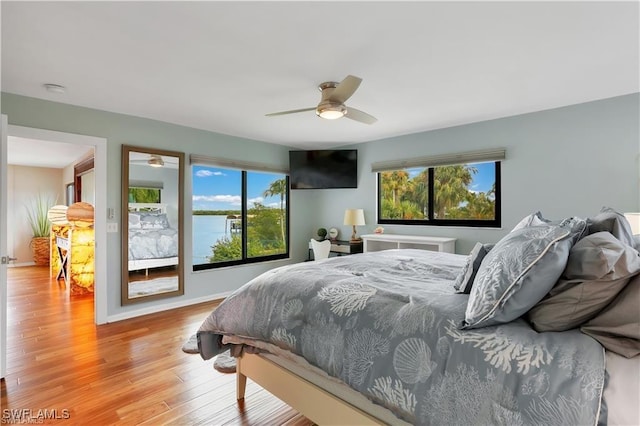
left=127, top=203, right=179, bottom=273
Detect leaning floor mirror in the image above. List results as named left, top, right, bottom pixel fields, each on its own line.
left=121, top=145, right=185, bottom=305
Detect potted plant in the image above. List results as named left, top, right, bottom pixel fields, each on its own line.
left=25, top=193, right=55, bottom=266
left=317, top=227, right=328, bottom=240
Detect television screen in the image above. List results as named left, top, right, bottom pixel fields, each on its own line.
left=289, top=149, right=357, bottom=189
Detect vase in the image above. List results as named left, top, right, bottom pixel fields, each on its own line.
left=31, top=236, right=50, bottom=266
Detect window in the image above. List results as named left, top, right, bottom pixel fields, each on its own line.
left=65, top=183, right=75, bottom=206
left=192, top=164, right=289, bottom=270
left=378, top=161, right=501, bottom=227
left=128, top=188, right=161, bottom=203
left=128, top=180, right=164, bottom=203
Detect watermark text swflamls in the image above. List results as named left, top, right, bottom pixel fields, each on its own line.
left=1, top=409, right=71, bottom=424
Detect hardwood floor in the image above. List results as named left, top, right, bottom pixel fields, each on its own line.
left=1, top=266, right=313, bottom=425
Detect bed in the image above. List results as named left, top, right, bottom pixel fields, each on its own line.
left=197, top=209, right=640, bottom=425
left=127, top=203, right=179, bottom=272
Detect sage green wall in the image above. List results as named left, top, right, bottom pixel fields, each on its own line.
left=313, top=94, right=640, bottom=254
left=1, top=92, right=315, bottom=319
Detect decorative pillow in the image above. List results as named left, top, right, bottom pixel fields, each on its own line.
left=128, top=213, right=142, bottom=229
left=453, top=242, right=492, bottom=294
left=586, top=207, right=636, bottom=248
left=139, top=212, right=170, bottom=230
left=527, top=232, right=640, bottom=332
left=581, top=273, right=640, bottom=358
left=511, top=211, right=549, bottom=232
left=462, top=217, right=586, bottom=329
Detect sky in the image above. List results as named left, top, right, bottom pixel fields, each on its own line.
left=468, top=162, right=495, bottom=193
left=192, top=166, right=285, bottom=211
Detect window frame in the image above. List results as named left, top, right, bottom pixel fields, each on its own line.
left=192, top=168, right=290, bottom=271
left=377, top=161, right=501, bottom=228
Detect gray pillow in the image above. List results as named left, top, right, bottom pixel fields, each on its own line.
left=581, top=273, right=640, bottom=358
left=512, top=211, right=583, bottom=243
left=128, top=212, right=142, bottom=229
left=453, top=242, right=492, bottom=294
left=586, top=207, right=635, bottom=247
left=139, top=212, right=170, bottom=229
left=511, top=211, right=548, bottom=232
left=528, top=232, right=640, bottom=332
left=463, top=217, right=586, bottom=329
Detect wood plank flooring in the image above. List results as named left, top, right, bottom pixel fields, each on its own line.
left=1, top=266, right=313, bottom=425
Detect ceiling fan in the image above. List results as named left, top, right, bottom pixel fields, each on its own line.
left=129, top=153, right=178, bottom=168
left=266, top=75, right=377, bottom=124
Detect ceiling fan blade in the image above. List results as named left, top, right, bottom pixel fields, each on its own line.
left=345, top=107, right=377, bottom=125
left=328, top=75, right=362, bottom=103
left=265, top=107, right=316, bottom=117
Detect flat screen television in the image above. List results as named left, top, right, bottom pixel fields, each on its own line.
left=289, top=149, right=358, bottom=189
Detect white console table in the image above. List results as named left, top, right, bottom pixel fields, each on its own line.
left=361, top=234, right=456, bottom=254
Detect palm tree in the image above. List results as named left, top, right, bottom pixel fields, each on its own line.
left=263, top=178, right=287, bottom=242
left=462, top=192, right=495, bottom=219
left=409, top=169, right=429, bottom=216
left=382, top=171, right=411, bottom=205
left=433, top=165, right=476, bottom=218
left=398, top=199, right=423, bottom=219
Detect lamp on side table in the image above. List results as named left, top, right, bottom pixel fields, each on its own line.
left=344, top=209, right=365, bottom=243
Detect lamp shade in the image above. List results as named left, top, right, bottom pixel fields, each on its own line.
left=344, top=209, right=365, bottom=226
left=624, top=212, right=640, bottom=235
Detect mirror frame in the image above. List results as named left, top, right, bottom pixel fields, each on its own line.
left=121, top=145, right=185, bottom=305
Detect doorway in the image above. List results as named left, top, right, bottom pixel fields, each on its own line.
left=6, top=125, right=107, bottom=324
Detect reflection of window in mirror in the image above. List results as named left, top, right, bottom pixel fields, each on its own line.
left=128, top=187, right=161, bottom=203
left=128, top=180, right=164, bottom=204
left=65, top=183, right=75, bottom=206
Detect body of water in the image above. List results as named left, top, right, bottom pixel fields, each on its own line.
left=192, top=215, right=236, bottom=265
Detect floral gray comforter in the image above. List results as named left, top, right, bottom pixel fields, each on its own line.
left=128, top=228, right=178, bottom=260
left=198, top=249, right=605, bottom=425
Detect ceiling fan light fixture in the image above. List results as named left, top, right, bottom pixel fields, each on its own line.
left=316, top=102, right=347, bottom=120
left=148, top=155, right=164, bottom=167
left=266, top=75, right=375, bottom=124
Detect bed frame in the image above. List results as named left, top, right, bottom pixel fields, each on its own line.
left=128, top=203, right=179, bottom=272
left=236, top=352, right=385, bottom=425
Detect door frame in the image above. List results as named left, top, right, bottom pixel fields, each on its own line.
left=7, top=125, right=108, bottom=325
left=1, top=115, right=8, bottom=378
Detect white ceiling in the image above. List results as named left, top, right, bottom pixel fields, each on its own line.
left=8, top=136, right=93, bottom=169
left=1, top=1, right=638, bottom=153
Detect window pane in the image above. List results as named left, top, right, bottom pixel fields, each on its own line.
left=378, top=161, right=500, bottom=227
left=379, top=168, right=428, bottom=220
left=128, top=188, right=161, bottom=203
left=192, top=166, right=242, bottom=265
left=246, top=172, right=288, bottom=258
left=433, top=162, right=496, bottom=220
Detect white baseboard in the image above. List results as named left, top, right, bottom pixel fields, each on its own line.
left=106, top=291, right=232, bottom=323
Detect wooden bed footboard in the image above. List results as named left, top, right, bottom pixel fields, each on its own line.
left=236, top=352, right=383, bottom=425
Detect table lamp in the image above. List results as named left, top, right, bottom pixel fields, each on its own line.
left=344, top=209, right=365, bottom=242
